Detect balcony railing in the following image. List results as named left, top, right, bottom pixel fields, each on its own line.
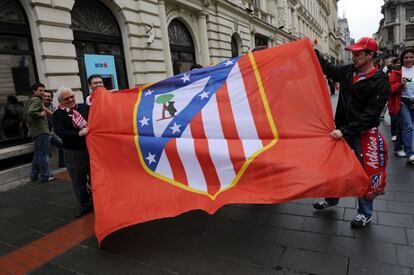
left=242, top=0, right=274, bottom=25
left=253, top=6, right=274, bottom=24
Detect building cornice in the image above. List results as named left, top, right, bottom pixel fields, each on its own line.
left=317, top=0, right=330, bottom=15
left=295, top=3, right=323, bottom=34
left=217, top=1, right=276, bottom=31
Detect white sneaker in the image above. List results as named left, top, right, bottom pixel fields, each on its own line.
left=391, top=136, right=397, bottom=142
left=408, top=155, right=414, bottom=164
left=395, top=150, right=407, bottom=158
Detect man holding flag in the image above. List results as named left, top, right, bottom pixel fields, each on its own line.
left=313, top=37, right=390, bottom=228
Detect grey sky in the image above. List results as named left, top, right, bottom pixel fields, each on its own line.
left=337, top=0, right=384, bottom=40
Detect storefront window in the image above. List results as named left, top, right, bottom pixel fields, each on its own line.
left=255, top=33, right=269, bottom=48
left=168, top=19, right=196, bottom=75
left=0, top=0, right=37, bottom=148
left=0, top=36, right=30, bottom=51
left=72, top=0, right=128, bottom=96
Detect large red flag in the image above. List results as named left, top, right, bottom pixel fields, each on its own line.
left=87, top=38, right=369, bottom=243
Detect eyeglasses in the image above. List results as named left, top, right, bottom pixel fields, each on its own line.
left=62, top=95, right=75, bottom=101
left=92, top=81, right=103, bottom=85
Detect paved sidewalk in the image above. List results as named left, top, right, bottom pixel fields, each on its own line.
left=1, top=98, right=414, bottom=274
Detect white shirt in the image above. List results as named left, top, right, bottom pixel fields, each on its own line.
left=402, top=66, right=414, bottom=99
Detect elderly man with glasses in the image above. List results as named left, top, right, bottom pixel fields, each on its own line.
left=53, top=87, right=93, bottom=218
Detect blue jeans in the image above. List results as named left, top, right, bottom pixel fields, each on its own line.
left=391, top=114, right=403, bottom=152
left=50, top=132, right=63, bottom=148
left=358, top=197, right=373, bottom=217
left=326, top=135, right=374, bottom=218
left=31, top=133, right=50, bottom=181
left=399, top=103, right=414, bottom=157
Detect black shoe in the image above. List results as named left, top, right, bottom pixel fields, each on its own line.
left=30, top=177, right=39, bottom=182
left=40, top=176, right=54, bottom=183
left=75, top=206, right=93, bottom=218
left=351, top=214, right=372, bottom=228
left=313, top=200, right=337, bottom=210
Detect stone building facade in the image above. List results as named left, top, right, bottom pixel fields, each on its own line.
left=378, top=0, right=414, bottom=59
left=0, top=0, right=344, bottom=185
left=338, top=17, right=351, bottom=64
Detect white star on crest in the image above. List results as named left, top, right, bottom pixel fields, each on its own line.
left=199, top=91, right=209, bottom=100
left=145, top=152, right=156, bottom=165
left=169, top=122, right=181, bottom=134
left=139, top=116, right=149, bottom=127
left=181, top=73, right=190, bottom=83
left=225, top=60, right=233, bottom=66
left=144, top=89, right=153, bottom=96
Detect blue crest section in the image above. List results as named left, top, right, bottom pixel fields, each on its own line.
left=371, top=173, right=382, bottom=188
left=137, top=57, right=240, bottom=171
left=378, top=131, right=385, bottom=168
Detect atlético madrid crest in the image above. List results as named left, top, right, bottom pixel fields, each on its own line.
left=134, top=54, right=278, bottom=200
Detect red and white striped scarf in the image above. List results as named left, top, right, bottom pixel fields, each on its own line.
left=58, top=103, right=87, bottom=129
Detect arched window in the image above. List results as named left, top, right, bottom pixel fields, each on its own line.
left=72, top=0, right=128, bottom=96
left=168, top=19, right=196, bottom=75
left=231, top=34, right=240, bottom=57
left=0, top=0, right=37, bottom=147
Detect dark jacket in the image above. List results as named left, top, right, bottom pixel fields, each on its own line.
left=52, top=104, right=89, bottom=150
left=24, top=96, right=49, bottom=138
left=316, top=51, right=391, bottom=136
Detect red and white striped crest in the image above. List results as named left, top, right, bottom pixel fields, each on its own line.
left=136, top=54, right=278, bottom=199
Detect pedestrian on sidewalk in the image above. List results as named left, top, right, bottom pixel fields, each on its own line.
left=42, top=90, right=65, bottom=167
left=388, top=48, right=414, bottom=164
left=53, top=87, right=93, bottom=218
left=24, top=83, right=54, bottom=183
left=389, top=54, right=406, bottom=158
left=313, top=37, right=390, bottom=228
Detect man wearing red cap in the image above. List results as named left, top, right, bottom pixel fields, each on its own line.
left=313, top=37, right=391, bottom=228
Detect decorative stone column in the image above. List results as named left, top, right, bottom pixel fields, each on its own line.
left=280, top=0, right=289, bottom=28
left=260, top=0, right=267, bottom=11
left=197, top=11, right=210, bottom=66
left=26, top=0, right=80, bottom=92
left=250, top=28, right=256, bottom=51
left=292, top=5, right=299, bottom=36
left=158, top=0, right=173, bottom=76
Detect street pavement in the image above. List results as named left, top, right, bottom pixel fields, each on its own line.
left=1, top=93, right=414, bottom=275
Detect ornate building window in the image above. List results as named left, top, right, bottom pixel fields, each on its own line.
left=0, top=0, right=37, bottom=147
left=231, top=34, right=240, bottom=57
left=72, top=0, right=128, bottom=96
left=406, top=3, right=414, bottom=20
left=389, top=6, right=396, bottom=22
left=388, top=27, right=394, bottom=42
left=406, top=25, right=414, bottom=40
left=168, top=19, right=196, bottom=75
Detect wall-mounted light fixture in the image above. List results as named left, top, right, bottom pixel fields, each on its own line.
left=144, top=23, right=156, bottom=46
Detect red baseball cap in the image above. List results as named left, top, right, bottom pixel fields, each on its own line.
left=345, top=37, right=378, bottom=52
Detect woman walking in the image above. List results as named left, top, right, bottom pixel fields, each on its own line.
left=388, top=48, right=414, bottom=164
